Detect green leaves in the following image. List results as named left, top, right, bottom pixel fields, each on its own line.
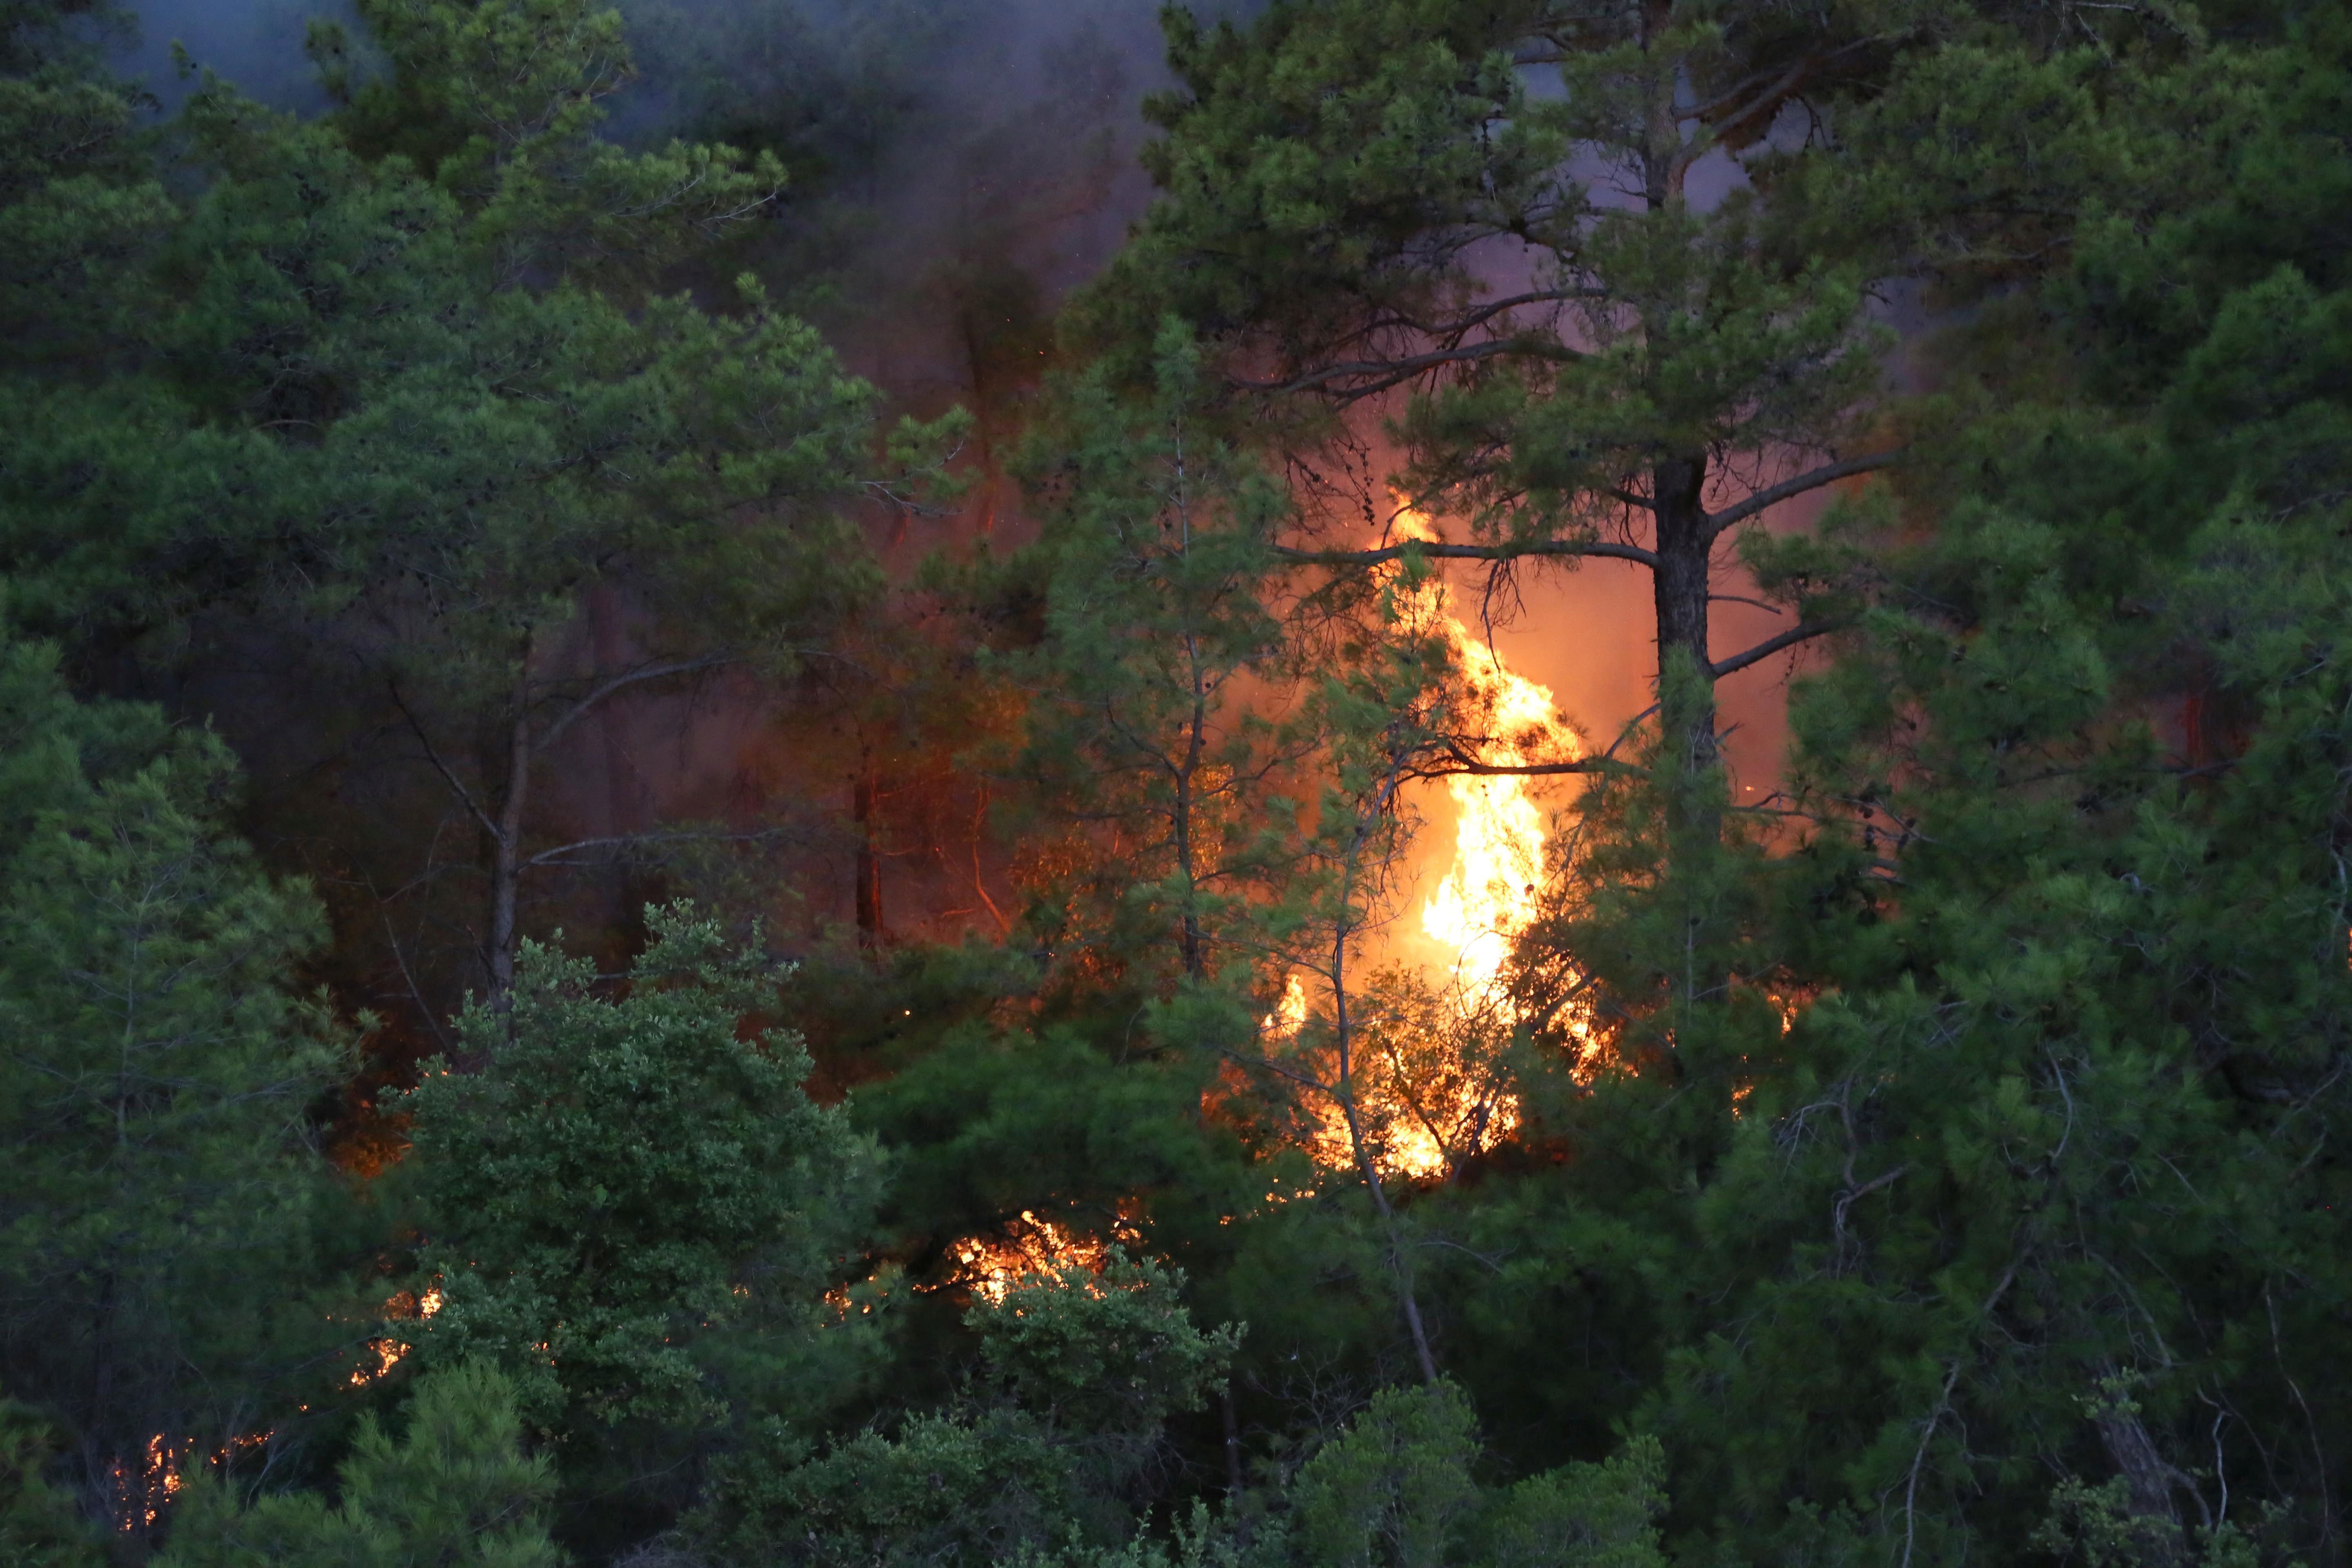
left=157, top=1363, right=564, bottom=1568
left=0, top=636, right=350, bottom=1482
left=695, top=1250, right=1241, bottom=1568
left=1290, top=1382, right=1667, bottom=1568
left=405, top=903, right=876, bottom=1441
left=0, top=1399, right=104, bottom=1568
left=984, top=316, right=1299, bottom=994
left=1292, top=1382, right=1481, bottom=1568
left=972, top=1250, right=1241, bottom=1439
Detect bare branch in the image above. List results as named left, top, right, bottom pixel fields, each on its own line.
left=1223, top=1047, right=1335, bottom=1099
left=381, top=910, right=456, bottom=1056
left=1415, top=743, right=1635, bottom=780
left=387, top=680, right=502, bottom=842
left=522, top=827, right=771, bottom=871
left=1709, top=620, right=1845, bottom=680
left=1690, top=35, right=1895, bottom=146
left=1275, top=538, right=1661, bottom=570
left=1238, top=337, right=1581, bottom=399
left=537, top=656, right=737, bottom=751
left=1379, top=287, right=1606, bottom=339
left=1704, top=449, right=1903, bottom=539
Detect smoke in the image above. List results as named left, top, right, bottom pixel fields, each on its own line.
left=608, top=0, right=1192, bottom=446
left=118, top=0, right=356, bottom=113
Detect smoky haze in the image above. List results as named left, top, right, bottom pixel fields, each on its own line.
left=118, top=0, right=357, bottom=111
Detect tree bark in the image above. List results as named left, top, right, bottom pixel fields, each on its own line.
left=853, top=761, right=884, bottom=950
left=486, top=688, right=532, bottom=1022
left=2094, top=1400, right=2191, bottom=1567
left=1651, top=454, right=1723, bottom=842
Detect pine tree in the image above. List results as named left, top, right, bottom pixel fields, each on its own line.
left=401, top=902, right=878, bottom=1523
left=0, top=1399, right=106, bottom=1568
left=693, top=1250, right=1239, bottom=1568
left=1072, top=0, right=1910, bottom=835
left=0, top=636, right=353, bottom=1530
left=0, top=0, right=960, bottom=1018
left=1597, top=9, right=2352, bottom=1560
left=157, top=1362, right=564, bottom=1568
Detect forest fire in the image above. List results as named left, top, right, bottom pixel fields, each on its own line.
left=1387, top=506, right=1577, bottom=995
left=1345, top=511, right=1580, bottom=1178
left=108, top=1286, right=448, bottom=1532
left=107, top=1436, right=184, bottom=1532
left=949, top=1210, right=1126, bottom=1304
left=1245, top=517, right=1577, bottom=1183
left=1263, top=972, right=1308, bottom=1034
left=352, top=1284, right=444, bottom=1388
left=1416, top=615, right=1578, bottom=1012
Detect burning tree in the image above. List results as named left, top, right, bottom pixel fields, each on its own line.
left=1065, top=0, right=1915, bottom=1084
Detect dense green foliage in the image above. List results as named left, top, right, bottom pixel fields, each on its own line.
left=3, top=0, right=2351, bottom=1564
left=158, top=1363, right=563, bottom=1568
left=0, top=633, right=356, bottom=1503
left=404, top=903, right=879, bottom=1538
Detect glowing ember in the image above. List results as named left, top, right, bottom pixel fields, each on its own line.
left=107, top=1434, right=184, bottom=1531
left=350, top=1281, right=445, bottom=1388
left=948, top=1210, right=1122, bottom=1305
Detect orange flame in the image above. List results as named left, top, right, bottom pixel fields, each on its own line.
left=350, top=1283, right=445, bottom=1388
left=1389, top=507, right=1578, bottom=1006
left=1262, top=972, right=1308, bottom=1036
left=1349, top=508, right=1579, bottom=1177
left=947, top=1210, right=1130, bottom=1305
left=1243, top=509, right=1581, bottom=1184
left=108, top=1435, right=184, bottom=1531
left=1417, top=655, right=1576, bottom=1002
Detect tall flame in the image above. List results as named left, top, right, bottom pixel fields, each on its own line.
left=1418, top=642, right=1576, bottom=1004
left=1258, top=508, right=1579, bottom=1183
left=1393, top=508, right=1577, bottom=1010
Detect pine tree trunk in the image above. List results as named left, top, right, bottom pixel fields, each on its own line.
left=1651, top=455, right=1717, bottom=774
left=2094, top=1403, right=2190, bottom=1567
left=486, top=700, right=531, bottom=1023
left=853, top=764, right=884, bottom=950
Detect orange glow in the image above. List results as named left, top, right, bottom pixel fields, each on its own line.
left=1263, top=972, right=1308, bottom=1036
left=350, top=1281, right=445, bottom=1388
left=1417, top=650, right=1575, bottom=1002
left=947, top=1209, right=1129, bottom=1305
left=1388, top=507, right=1578, bottom=1006
left=108, top=1434, right=184, bottom=1531
left=1314, top=506, right=1579, bottom=1179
